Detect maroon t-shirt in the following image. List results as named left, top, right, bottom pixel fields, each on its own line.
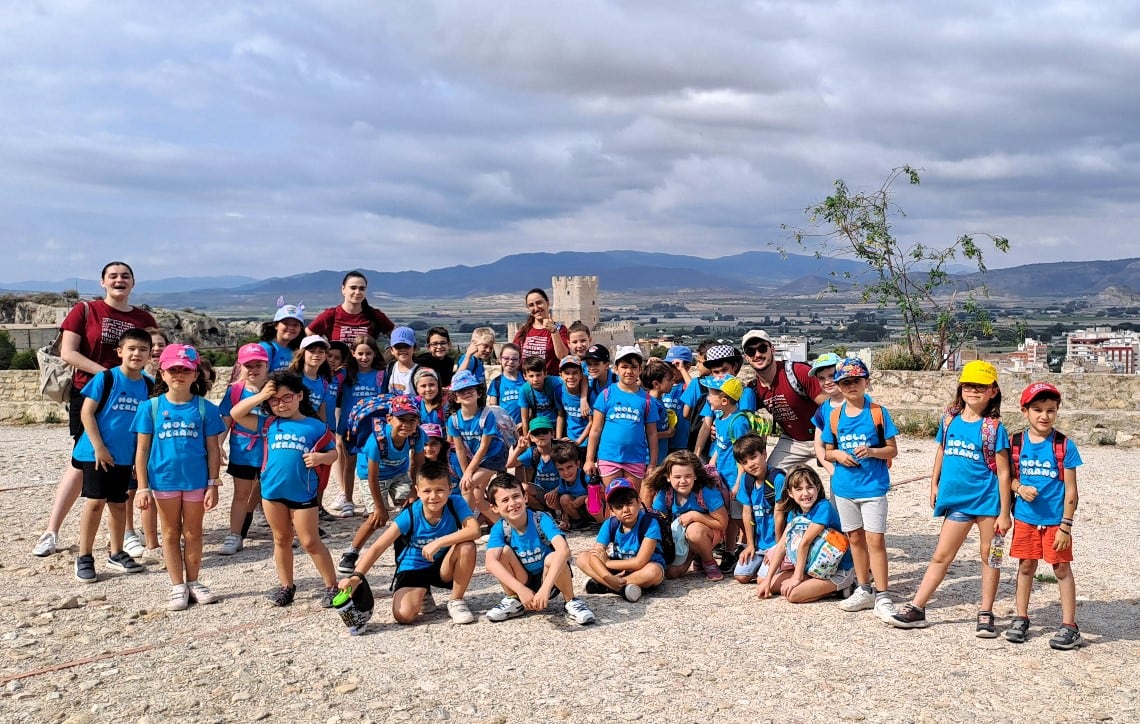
left=513, top=324, right=570, bottom=375
left=60, top=300, right=157, bottom=389
left=309, top=305, right=395, bottom=343
left=753, top=361, right=822, bottom=442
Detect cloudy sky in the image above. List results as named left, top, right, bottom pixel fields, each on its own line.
left=2, top=1, right=1138, bottom=283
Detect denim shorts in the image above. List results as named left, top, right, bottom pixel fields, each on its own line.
left=946, top=511, right=976, bottom=523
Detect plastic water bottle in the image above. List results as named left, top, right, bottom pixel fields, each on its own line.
left=332, top=580, right=375, bottom=636
left=987, top=532, right=1005, bottom=569
left=586, top=473, right=605, bottom=517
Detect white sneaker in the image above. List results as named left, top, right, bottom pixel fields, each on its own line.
left=564, top=598, right=596, bottom=625
left=484, top=596, right=525, bottom=622
left=187, top=581, right=219, bottom=605
left=621, top=584, right=642, bottom=602
left=168, top=584, right=190, bottom=611
left=420, top=593, right=437, bottom=614
left=839, top=586, right=877, bottom=612
left=33, top=531, right=57, bottom=557
left=447, top=598, right=475, bottom=624
left=874, top=596, right=898, bottom=622
left=142, top=547, right=164, bottom=563
left=123, top=531, right=146, bottom=558
left=328, top=492, right=348, bottom=512
left=339, top=501, right=356, bottom=518
left=219, top=534, right=243, bottom=556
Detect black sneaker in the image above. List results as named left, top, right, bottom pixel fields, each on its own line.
left=717, top=546, right=740, bottom=573
left=337, top=550, right=359, bottom=575
left=585, top=579, right=606, bottom=595
left=318, top=508, right=336, bottom=522
left=976, top=610, right=998, bottom=638
left=319, top=586, right=338, bottom=608
left=268, top=584, right=297, bottom=607
left=1005, top=616, right=1030, bottom=644
left=886, top=603, right=928, bottom=629
left=106, top=551, right=144, bottom=574
left=74, top=554, right=97, bottom=584
left=1049, top=625, right=1085, bottom=651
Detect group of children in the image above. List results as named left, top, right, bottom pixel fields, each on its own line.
left=57, top=298, right=1085, bottom=649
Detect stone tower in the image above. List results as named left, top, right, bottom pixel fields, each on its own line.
left=551, top=275, right=599, bottom=330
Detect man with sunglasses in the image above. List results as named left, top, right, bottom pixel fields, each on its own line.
left=741, top=330, right=827, bottom=472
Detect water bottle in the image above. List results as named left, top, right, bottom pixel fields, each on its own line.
left=987, top=532, right=1005, bottom=569
left=586, top=473, right=605, bottom=517
left=332, top=578, right=375, bottom=636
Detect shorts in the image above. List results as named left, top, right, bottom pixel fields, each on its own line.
left=263, top=495, right=319, bottom=510
left=152, top=488, right=207, bottom=503
left=946, top=511, right=977, bottom=524
left=393, top=556, right=452, bottom=591
left=227, top=463, right=261, bottom=481
left=829, top=567, right=856, bottom=590
left=378, top=473, right=413, bottom=510
left=598, top=460, right=647, bottom=480
left=1010, top=519, right=1074, bottom=565
left=80, top=462, right=132, bottom=503
left=524, top=568, right=569, bottom=597
left=481, top=451, right=509, bottom=472
left=834, top=495, right=889, bottom=534
left=728, top=497, right=743, bottom=521
left=766, top=436, right=816, bottom=473
left=68, top=387, right=85, bottom=441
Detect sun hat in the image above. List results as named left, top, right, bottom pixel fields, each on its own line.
left=299, top=335, right=330, bottom=350
left=273, top=304, right=304, bottom=324
left=388, top=395, right=418, bottom=418
left=421, top=423, right=445, bottom=439
left=614, top=346, right=644, bottom=364
left=959, top=360, right=998, bottom=386
left=664, top=346, right=693, bottom=363
left=833, top=358, right=870, bottom=382
left=809, top=352, right=842, bottom=375
left=704, top=344, right=741, bottom=365
left=450, top=370, right=479, bottom=392
left=237, top=343, right=269, bottom=366
left=390, top=327, right=416, bottom=348
left=741, top=329, right=772, bottom=347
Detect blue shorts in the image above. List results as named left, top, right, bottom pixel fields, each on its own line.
left=946, top=511, right=976, bottom=523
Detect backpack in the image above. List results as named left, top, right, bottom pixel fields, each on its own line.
left=38, top=301, right=89, bottom=403
left=664, top=475, right=731, bottom=522
left=727, top=409, right=772, bottom=441
left=606, top=506, right=676, bottom=565
left=258, top=416, right=337, bottom=491
left=92, top=369, right=155, bottom=416
left=740, top=466, right=782, bottom=513
left=481, top=406, right=520, bottom=449
left=380, top=361, right=420, bottom=395
left=828, top=402, right=893, bottom=469
left=685, top=382, right=709, bottom=450
left=939, top=412, right=1000, bottom=473
left=343, top=393, right=395, bottom=456
left=784, top=513, right=850, bottom=579
left=501, top=511, right=555, bottom=551
left=520, top=377, right=564, bottom=420
left=1009, top=430, right=1068, bottom=485
left=148, top=396, right=209, bottom=453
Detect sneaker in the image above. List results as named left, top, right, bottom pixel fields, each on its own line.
left=976, top=610, right=998, bottom=638
left=1005, top=616, right=1030, bottom=644
left=886, top=603, right=928, bottom=629
left=485, top=596, right=526, bottom=622
left=717, top=547, right=739, bottom=573
left=1049, top=624, right=1085, bottom=651
left=168, top=584, right=190, bottom=611
left=621, top=583, right=642, bottom=602
left=219, top=534, right=243, bottom=556
left=106, top=551, right=144, bottom=574
left=585, top=579, right=606, bottom=595
left=142, top=547, right=164, bottom=563
left=187, top=581, right=219, bottom=604
left=268, top=584, right=297, bottom=607
left=123, top=531, right=146, bottom=558
left=564, top=598, right=596, bottom=625
left=318, top=507, right=337, bottom=522
left=340, top=501, right=356, bottom=518
left=420, top=593, right=437, bottom=614
left=873, top=595, right=898, bottom=623
left=33, top=531, right=57, bottom=557
left=839, top=586, right=877, bottom=612
left=74, top=554, right=97, bottom=584
left=319, top=586, right=338, bottom=608
left=250, top=509, right=271, bottom=529
left=329, top=492, right=348, bottom=512
left=447, top=598, right=476, bottom=624
left=702, top=560, right=724, bottom=582
left=319, top=527, right=330, bottom=541
left=336, top=550, right=360, bottom=575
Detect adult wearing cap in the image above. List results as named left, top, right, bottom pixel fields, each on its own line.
left=260, top=301, right=306, bottom=371
left=584, top=344, right=617, bottom=399
left=513, top=288, right=569, bottom=376
left=740, top=330, right=826, bottom=472
left=33, top=261, right=158, bottom=558
left=306, top=270, right=396, bottom=345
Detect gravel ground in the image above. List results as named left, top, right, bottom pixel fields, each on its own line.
left=1, top=425, right=1136, bottom=723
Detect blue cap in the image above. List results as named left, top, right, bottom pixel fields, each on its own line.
left=810, top=352, right=842, bottom=375
left=604, top=478, right=637, bottom=500
left=833, top=357, right=870, bottom=382
left=664, top=346, right=693, bottom=363
left=450, top=370, right=479, bottom=392
left=699, top=374, right=743, bottom=402
left=390, top=327, right=416, bottom=348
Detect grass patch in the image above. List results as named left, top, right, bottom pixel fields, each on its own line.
left=1034, top=573, right=1058, bottom=584
left=896, top=415, right=939, bottom=438
left=44, top=410, right=62, bottom=425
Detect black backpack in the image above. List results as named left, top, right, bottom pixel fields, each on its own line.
left=93, top=369, right=155, bottom=416
left=606, top=506, right=675, bottom=564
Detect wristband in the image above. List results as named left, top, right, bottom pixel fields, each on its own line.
left=1061, top=518, right=1074, bottom=525
left=207, top=479, right=219, bottom=487
left=349, top=572, right=366, bottom=583
left=1057, top=528, right=1070, bottom=534
left=137, top=488, right=153, bottom=496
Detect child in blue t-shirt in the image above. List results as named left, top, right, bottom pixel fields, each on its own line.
left=558, top=355, right=592, bottom=450
left=447, top=370, right=509, bottom=521
left=647, top=451, right=728, bottom=581
left=808, top=353, right=843, bottom=476
left=337, top=460, right=480, bottom=625
left=583, top=344, right=618, bottom=401
left=641, top=359, right=676, bottom=467
left=548, top=440, right=598, bottom=529
left=482, top=472, right=596, bottom=624
left=584, top=347, right=660, bottom=494
left=730, top=434, right=787, bottom=585
left=72, top=328, right=153, bottom=584
left=519, top=356, right=564, bottom=432
left=260, top=303, right=305, bottom=370
left=487, top=343, right=527, bottom=427
left=414, top=367, right=448, bottom=429
left=705, top=374, right=752, bottom=571
left=1006, top=382, right=1084, bottom=650
left=661, top=348, right=692, bottom=452
left=820, top=358, right=899, bottom=620
left=218, top=342, right=272, bottom=556
left=132, top=344, right=226, bottom=612
left=455, top=327, right=495, bottom=384
left=575, top=479, right=666, bottom=602
left=506, top=418, right=560, bottom=512
left=333, top=335, right=385, bottom=517
left=758, top=466, right=855, bottom=603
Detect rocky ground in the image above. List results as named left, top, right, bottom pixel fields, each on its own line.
left=0, top=425, right=1136, bottom=723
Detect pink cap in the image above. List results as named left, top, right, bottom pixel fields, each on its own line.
left=237, top=343, right=270, bottom=366
left=421, top=423, right=444, bottom=439
left=159, top=344, right=200, bottom=371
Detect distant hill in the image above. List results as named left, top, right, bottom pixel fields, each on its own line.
left=959, top=258, right=1140, bottom=297
left=0, top=275, right=259, bottom=295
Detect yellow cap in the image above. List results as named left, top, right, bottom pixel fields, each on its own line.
left=959, top=360, right=997, bottom=386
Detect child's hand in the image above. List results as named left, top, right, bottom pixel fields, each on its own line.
left=367, top=509, right=388, bottom=529
left=421, top=541, right=441, bottom=561
left=523, top=588, right=546, bottom=611
left=929, top=484, right=938, bottom=510
left=579, top=399, right=590, bottom=416
left=93, top=444, right=114, bottom=472
left=834, top=451, right=860, bottom=467
left=996, top=514, right=1011, bottom=537
left=543, top=489, right=559, bottom=508
left=302, top=452, right=319, bottom=468
left=738, top=543, right=756, bottom=565
left=1053, top=528, right=1072, bottom=551
left=1017, top=485, right=1038, bottom=502
left=203, top=485, right=219, bottom=512
left=756, top=577, right=772, bottom=599
left=852, top=445, right=873, bottom=460
left=780, top=574, right=802, bottom=598
left=259, top=381, right=277, bottom=400
left=136, top=489, right=153, bottom=511
left=584, top=460, right=597, bottom=476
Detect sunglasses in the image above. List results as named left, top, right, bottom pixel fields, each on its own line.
left=268, top=393, right=299, bottom=405
left=743, top=343, right=771, bottom=356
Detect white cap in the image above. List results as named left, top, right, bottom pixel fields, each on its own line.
left=299, top=335, right=330, bottom=350
left=741, top=329, right=772, bottom=347
left=614, top=345, right=644, bottom=363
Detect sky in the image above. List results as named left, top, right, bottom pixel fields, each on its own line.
left=2, top=1, right=1139, bottom=284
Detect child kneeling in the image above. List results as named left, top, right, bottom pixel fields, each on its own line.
left=575, top=479, right=666, bottom=602
left=482, top=472, right=595, bottom=624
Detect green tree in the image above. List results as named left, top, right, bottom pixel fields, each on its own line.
left=0, top=331, right=15, bottom=369
left=10, top=349, right=38, bottom=370
left=783, top=166, right=1009, bottom=370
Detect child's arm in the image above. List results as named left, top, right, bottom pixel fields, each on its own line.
left=134, top=433, right=154, bottom=509
left=693, top=417, right=712, bottom=455
left=678, top=505, right=728, bottom=532
left=645, top=423, right=659, bottom=469
left=339, top=523, right=403, bottom=585
left=204, top=434, right=222, bottom=512
left=738, top=506, right=757, bottom=564
left=606, top=534, right=659, bottom=572
left=422, top=515, right=481, bottom=559
left=787, top=521, right=826, bottom=588
left=757, top=538, right=787, bottom=598
left=409, top=449, right=424, bottom=483
left=535, top=534, right=572, bottom=606
left=929, top=446, right=944, bottom=510
left=825, top=441, right=859, bottom=468
left=579, top=386, right=589, bottom=417
left=485, top=545, right=535, bottom=600
left=230, top=381, right=275, bottom=430
left=505, top=435, right=529, bottom=469
left=451, top=434, right=471, bottom=471
left=463, top=436, right=493, bottom=479
left=584, top=410, right=604, bottom=475
left=813, top=427, right=835, bottom=475
left=315, top=401, right=328, bottom=427
left=80, top=396, right=113, bottom=471
left=1055, top=468, right=1079, bottom=552
left=853, top=436, right=898, bottom=462
left=574, top=417, right=592, bottom=447
left=366, top=460, right=388, bottom=527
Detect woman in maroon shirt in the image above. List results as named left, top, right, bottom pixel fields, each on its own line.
left=33, top=261, right=158, bottom=557
left=306, top=271, right=396, bottom=344
left=512, top=288, right=569, bottom=376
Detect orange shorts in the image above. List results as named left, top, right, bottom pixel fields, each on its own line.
left=1010, top=519, right=1074, bottom=565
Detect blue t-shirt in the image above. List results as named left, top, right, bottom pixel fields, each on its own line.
left=218, top=383, right=268, bottom=467
left=488, top=372, right=528, bottom=424
left=447, top=408, right=507, bottom=462
left=327, top=368, right=344, bottom=428
left=393, top=497, right=475, bottom=572
left=260, top=341, right=295, bottom=371
left=301, top=374, right=331, bottom=419
left=711, top=411, right=752, bottom=491
left=455, top=354, right=486, bottom=384
left=418, top=400, right=446, bottom=428
left=1013, top=432, right=1083, bottom=526
left=819, top=399, right=898, bottom=499
left=652, top=485, right=725, bottom=519
left=736, top=468, right=786, bottom=552
left=356, top=424, right=426, bottom=480
left=934, top=415, right=1010, bottom=518
left=131, top=396, right=226, bottom=491
left=588, top=370, right=618, bottom=401
left=72, top=368, right=151, bottom=466
left=517, top=447, right=560, bottom=492
left=810, top=398, right=842, bottom=432
left=593, top=386, right=660, bottom=464
left=700, top=386, right=758, bottom=419
left=663, top=382, right=689, bottom=451
left=337, top=369, right=382, bottom=434
left=793, top=498, right=853, bottom=570
left=560, top=382, right=590, bottom=444
left=260, top=416, right=336, bottom=503
left=597, top=510, right=666, bottom=567
left=557, top=469, right=589, bottom=498
left=486, top=511, right=564, bottom=575
left=519, top=378, right=563, bottom=426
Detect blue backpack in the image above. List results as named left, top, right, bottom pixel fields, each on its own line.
left=343, top=393, right=395, bottom=456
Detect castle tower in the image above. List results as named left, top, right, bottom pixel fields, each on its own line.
left=551, top=275, right=599, bottom=330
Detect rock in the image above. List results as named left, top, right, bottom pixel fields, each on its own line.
left=334, top=683, right=358, bottom=695
left=53, top=596, right=82, bottom=611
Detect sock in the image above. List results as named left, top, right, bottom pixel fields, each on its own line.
left=875, top=589, right=890, bottom=600
left=240, top=512, right=253, bottom=538
left=347, top=545, right=360, bottom=555
left=125, top=528, right=137, bottom=537
left=859, top=583, right=873, bottom=594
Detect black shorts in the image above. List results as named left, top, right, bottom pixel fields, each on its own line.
left=69, top=387, right=85, bottom=441
left=393, top=556, right=453, bottom=591
left=525, top=569, right=567, bottom=598
left=227, top=463, right=261, bottom=481
left=263, top=496, right=319, bottom=510
left=80, top=462, right=132, bottom=503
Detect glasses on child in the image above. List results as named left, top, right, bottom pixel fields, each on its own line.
left=428, top=341, right=449, bottom=348
left=268, top=393, right=299, bottom=405
left=744, top=343, right=771, bottom=356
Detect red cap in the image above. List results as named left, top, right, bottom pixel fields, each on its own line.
left=1020, top=382, right=1061, bottom=407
